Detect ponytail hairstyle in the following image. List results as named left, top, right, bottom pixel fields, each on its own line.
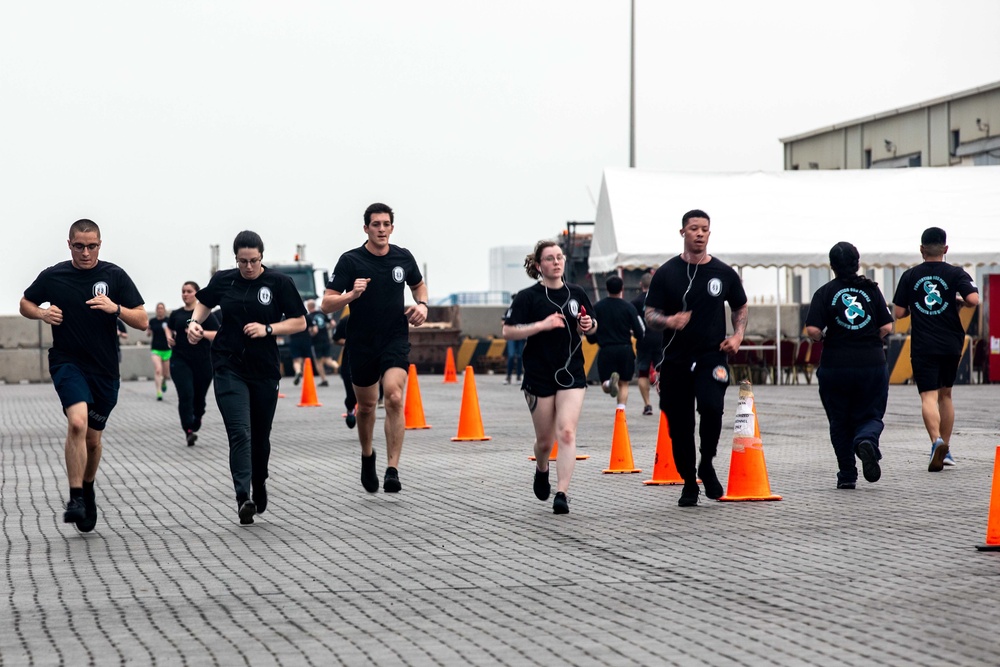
left=524, top=240, right=559, bottom=280
left=829, top=241, right=876, bottom=288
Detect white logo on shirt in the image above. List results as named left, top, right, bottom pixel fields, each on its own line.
left=568, top=299, right=580, bottom=318
left=92, top=281, right=109, bottom=297
left=708, top=278, right=722, bottom=297
left=392, top=266, right=405, bottom=283
left=258, top=286, right=273, bottom=305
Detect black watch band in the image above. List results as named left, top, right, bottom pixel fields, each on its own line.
left=416, top=301, right=428, bottom=307
left=115, top=304, right=121, bottom=317
left=265, top=324, right=273, bottom=336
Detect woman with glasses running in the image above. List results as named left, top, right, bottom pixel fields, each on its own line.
left=186, top=231, right=307, bottom=525
left=502, top=240, right=596, bottom=515
left=166, top=281, right=219, bottom=447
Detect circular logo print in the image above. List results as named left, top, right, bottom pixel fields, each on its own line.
left=712, top=365, right=729, bottom=383
left=567, top=299, right=580, bottom=318
left=258, top=286, right=273, bottom=305
left=392, top=266, right=405, bottom=283
left=92, top=281, right=109, bottom=297
left=708, top=278, right=723, bottom=297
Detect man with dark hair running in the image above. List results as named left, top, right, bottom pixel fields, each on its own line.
left=644, top=209, right=748, bottom=507
left=20, top=219, right=148, bottom=531
left=892, top=226, right=979, bottom=471
left=631, top=271, right=661, bottom=415
left=588, top=275, right=644, bottom=409
left=322, top=203, right=429, bottom=493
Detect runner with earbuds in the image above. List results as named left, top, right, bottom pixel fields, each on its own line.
left=645, top=209, right=748, bottom=508
left=502, top=240, right=596, bottom=515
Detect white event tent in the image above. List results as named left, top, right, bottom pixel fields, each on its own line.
left=589, top=166, right=1000, bottom=382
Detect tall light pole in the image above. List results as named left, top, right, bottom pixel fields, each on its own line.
left=629, top=0, right=636, bottom=168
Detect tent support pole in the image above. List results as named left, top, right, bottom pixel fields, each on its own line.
left=776, top=267, right=782, bottom=386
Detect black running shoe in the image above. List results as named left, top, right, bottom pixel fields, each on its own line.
left=319, top=380, right=329, bottom=387
left=238, top=499, right=256, bottom=525
left=533, top=468, right=551, bottom=500
left=642, top=405, right=653, bottom=416
left=383, top=467, right=401, bottom=493
left=678, top=481, right=700, bottom=507
left=186, top=430, right=197, bottom=447
left=361, top=453, right=379, bottom=492
left=856, top=440, right=882, bottom=483
left=345, top=410, right=356, bottom=429
left=553, top=491, right=569, bottom=514
left=698, top=461, right=724, bottom=500
left=252, top=481, right=267, bottom=514
left=64, top=497, right=86, bottom=524
left=837, top=481, right=856, bottom=489
left=293, top=373, right=301, bottom=386
left=77, top=486, right=98, bottom=533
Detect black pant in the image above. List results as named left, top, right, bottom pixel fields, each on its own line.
left=170, top=356, right=213, bottom=433
left=213, top=366, right=278, bottom=501
left=340, top=351, right=357, bottom=412
left=659, top=353, right=729, bottom=483
left=817, top=364, right=888, bottom=483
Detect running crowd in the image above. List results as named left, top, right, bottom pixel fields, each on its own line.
left=19, top=207, right=979, bottom=527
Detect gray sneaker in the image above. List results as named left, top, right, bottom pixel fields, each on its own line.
left=928, top=438, right=948, bottom=472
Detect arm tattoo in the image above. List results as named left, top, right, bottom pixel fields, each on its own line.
left=731, top=304, right=748, bottom=337
left=645, top=307, right=668, bottom=331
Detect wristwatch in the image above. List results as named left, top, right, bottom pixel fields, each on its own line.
left=416, top=301, right=428, bottom=307
left=265, top=324, right=273, bottom=336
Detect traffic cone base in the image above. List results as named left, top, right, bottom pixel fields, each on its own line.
left=976, top=445, right=1000, bottom=551
left=529, top=440, right=590, bottom=461
left=603, top=408, right=641, bottom=474
left=404, top=364, right=431, bottom=430
left=297, top=358, right=322, bottom=407
left=719, top=381, right=780, bottom=501
left=443, top=347, right=458, bottom=384
left=451, top=366, right=491, bottom=441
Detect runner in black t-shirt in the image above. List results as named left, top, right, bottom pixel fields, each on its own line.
left=631, top=271, right=662, bottom=416
left=166, top=281, right=220, bottom=447
left=805, top=242, right=893, bottom=489
left=307, top=300, right=333, bottom=387
left=20, top=219, right=148, bottom=531
left=116, top=318, right=128, bottom=362
left=187, top=231, right=308, bottom=525
left=892, top=227, right=980, bottom=472
left=502, top=240, right=596, bottom=515
left=321, top=203, right=429, bottom=494
left=148, top=302, right=172, bottom=400
left=588, top=275, right=644, bottom=408
left=645, top=209, right=748, bottom=507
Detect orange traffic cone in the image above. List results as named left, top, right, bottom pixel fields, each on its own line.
left=976, top=445, right=1000, bottom=551
left=451, top=366, right=491, bottom=441
left=443, top=347, right=458, bottom=383
left=719, top=381, right=781, bottom=501
left=528, top=440, right=590, bottom=461
left=404, top=364, right=431, bottom=429
left=643, top=411, right=685, bottom=485
left=297, top=358, right=322, bottom=407
left=603, top=408, right=641, bottom=473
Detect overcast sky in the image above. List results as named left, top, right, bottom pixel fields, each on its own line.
left=3, top=0, right=999, bottom=314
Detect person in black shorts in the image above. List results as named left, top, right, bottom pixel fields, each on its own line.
left=322, top=203, right=429, bottom=494
left=148, top=302, right=172, bottom=400
left=892, top=227, right=979, bottom=472
left=20, top=218, right=148, bottom=531
left=631, top=271, right=661, bottom=416
left=806, top=242, right=893, bottom=489
left=166, top=281, right=219, bottom=447
left=502, top=240, right=596, bottom=514
left=644, top=209, right=748, bottom=507
left=187, top=231, right=307, bottom=524
left=289, top=304, right=315, bottom=386
left=588, top=275, right=644, bottom=408
left=306, top=300, right=332, bottom=387
left=332, top=312, right=358, bottom=428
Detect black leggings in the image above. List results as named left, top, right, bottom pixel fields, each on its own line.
left=170, top=356, right=213, bottom=433
left=213, top=366, right=278, bottom=501
left=658, top=354, right=729, bottom=483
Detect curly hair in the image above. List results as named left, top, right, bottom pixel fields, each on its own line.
left=524, top=240, right=559, bottom=280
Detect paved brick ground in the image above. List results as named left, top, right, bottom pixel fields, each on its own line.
left=2, top=373, right=999, bottom=666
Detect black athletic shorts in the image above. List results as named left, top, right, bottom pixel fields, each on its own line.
left=597, top=344, right=635, bottom=384
left=289, top=338, right=313, bottom=359
left=911, top=354, right=960, bottom=393
left=349, top=337, right=410, bottom=388
left=51, top=363, right=120, bottom=431
left=313, top=340, right=332, bottom=357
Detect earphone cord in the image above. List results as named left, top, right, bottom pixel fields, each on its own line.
left=544, top=284, right=583, bottom=388
left=653, top=259, right=700, bottom=389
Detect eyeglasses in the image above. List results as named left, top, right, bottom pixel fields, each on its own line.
left=71, top=243, right=101, bottom=252
left=236, top=257, right=262, bottom=267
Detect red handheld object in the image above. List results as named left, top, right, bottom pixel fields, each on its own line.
left=579, top=306, right=587, bottom=319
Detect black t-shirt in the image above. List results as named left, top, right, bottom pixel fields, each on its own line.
left=196, top=267, right=307, bottom=380
left=167, top=308, right=220, bottom=366
left=806, top=278, right=892, bottom=367
left=892, top=261, right=978, bottom=356
left=308, top=311, right=330, bottom=345
left=631, top=291, right=662, bottom=351
left=333, top=315, right=350, bottom=362
left=506, top=282, right=595, bottom=386
left=23, top=260, right=144, bottom=378
left=326, top=244, right=422, bottom=351
left=645, top=256, right=748, bottom=363
left=149, top=316, right=170, bottom=351
left=591, top=297, right=644, bottom=347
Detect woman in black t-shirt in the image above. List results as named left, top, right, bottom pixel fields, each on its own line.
left=148, top=302, right=172, bottom=400
left=502, top=240, right=596, bottom=515
left=187, top=231, right=308, bottom=525
left=166, top=281, right=219, bottom=447
left=805, top=242, right=893, bottom=490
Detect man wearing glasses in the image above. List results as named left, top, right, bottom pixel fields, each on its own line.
left=20, top=219, right=148, bottom=531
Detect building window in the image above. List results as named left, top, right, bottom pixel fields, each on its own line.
left=951, top=129, right=961, bottom=157
left=864, top=149, right=872, bottom=169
